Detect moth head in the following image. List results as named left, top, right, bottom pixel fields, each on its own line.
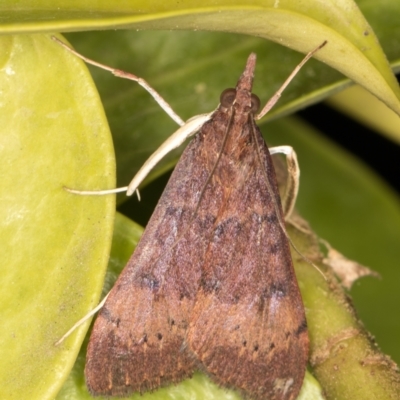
left=220, top=88, right=260, bottom=114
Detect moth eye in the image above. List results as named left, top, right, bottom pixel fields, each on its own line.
left=250, top=93, right=261, bottom=114
left=220, top=88, right=236, bottom=108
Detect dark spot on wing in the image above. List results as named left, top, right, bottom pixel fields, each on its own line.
left=295, top=319, right=308, bottom=336
left=100, top=306, right=111, bottom=320
left=199, top=214, right=216, bottom=230
left=258, top=293, right=266, bottom=313
left=269, top=242, right=281, bottom=254
left=200, top=276, right=221, bottom=293
left=270, top=282, right=287, bottom=298
left=265, top=213, right=278, bottom=224
left=100, top=307, right=120, bottom=327
left=139, top=274, right=160, bottom=291
left=214, top=222, right=225, bottom=237
left=258, top=283, right=288, bottom=312
left=270, top=342, right=275, bottom=350
left=214, top=217, right=242, bottom=240
left=165, top=206, right=185, bottom=218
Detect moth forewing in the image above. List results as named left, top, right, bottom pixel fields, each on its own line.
left=186, top=53, right=308, bottom=400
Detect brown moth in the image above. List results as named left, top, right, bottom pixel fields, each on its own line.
left=84, top=52, right=310, bottom=400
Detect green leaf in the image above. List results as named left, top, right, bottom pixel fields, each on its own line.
left=358, top=0, right=400, bottom=66
left=326, top=85, right=400, bottom=144
left=0, top=34, right=115, bottom=399
left=1, top=1, right=399, bottom=114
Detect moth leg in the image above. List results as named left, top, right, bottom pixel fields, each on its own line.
left=270, top=147, right=327, bottom=278
left=54, top=293, right=110, bottom=345
left=269, top=145, right=299, bottom=219
left=126, top=113, right=213, bottom=195
left=64, top=113, right=213, bottom=196
left=51, top=36, right=184, bottom=126
left=52, top=37, right=214, bottom=197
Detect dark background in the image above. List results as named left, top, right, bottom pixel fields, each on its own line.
left=298, top=100, right=400, bottom=195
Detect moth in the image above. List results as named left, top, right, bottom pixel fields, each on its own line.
left=54, top=37, right=326, bottom=400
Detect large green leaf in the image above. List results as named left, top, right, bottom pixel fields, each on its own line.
left=0, top=1, right=399, bottom=114
left=327, top=0, right=400, bottom=143
left=0, top=34, right=115, bottom=399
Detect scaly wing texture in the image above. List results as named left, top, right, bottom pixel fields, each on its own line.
left=85, top=130, right=218, bottom=395
left=187, top=111, right=308, bottom=400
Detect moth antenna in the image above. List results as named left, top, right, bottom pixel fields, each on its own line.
left=256, top=41, right=327, bottom=120
left=51, top=36, right=184, bottom=127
